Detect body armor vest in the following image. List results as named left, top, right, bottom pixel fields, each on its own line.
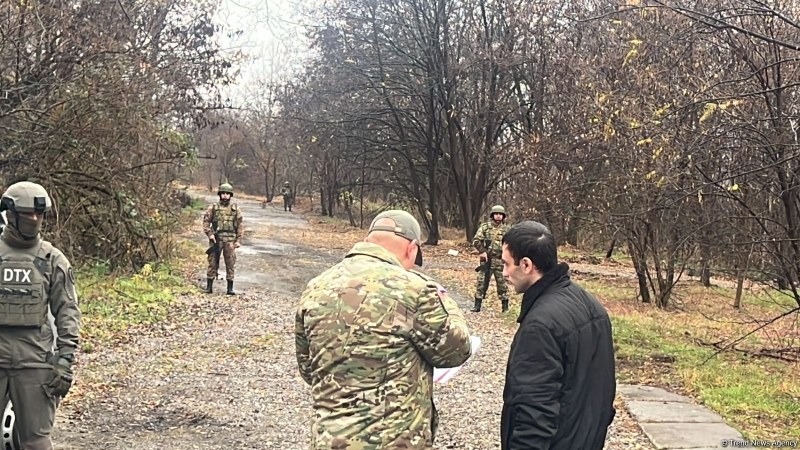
left=212, top=203, right=238, bottom=241
left=0, top=241, right=50, bottom=327
left=484, top=222, right=509, bottom=258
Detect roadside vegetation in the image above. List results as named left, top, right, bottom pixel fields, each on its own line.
left=76, top=201, right=207, bottom=352
left=278, top=211, right=799, bottom=441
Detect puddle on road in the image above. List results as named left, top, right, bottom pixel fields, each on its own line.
left=237, top=240, right=295, bottom=256
left=246, top=214, right=309, bottom=229
left=188, top=190, right=340, bottom=295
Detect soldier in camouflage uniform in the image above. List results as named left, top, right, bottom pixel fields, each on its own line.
left=472, top=204, right=511, bottom=312
left=0, top=182, right=81, bottom=450
left=280, top=181, right=294, bottom=212
left=295, top=210, right=472, bottom=450
left=202, top=183, right=244, bottom=295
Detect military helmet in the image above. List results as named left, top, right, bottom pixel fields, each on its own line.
left=489, top=204, right=507, bottom=217
left=0, top=181, right=52, bottom=214
left=217, top=183, right=234, bottom=195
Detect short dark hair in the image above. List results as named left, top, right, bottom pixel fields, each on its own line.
left=502, top=221, right=557, bottom=272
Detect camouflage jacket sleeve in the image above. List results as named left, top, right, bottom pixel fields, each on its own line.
left=472, top=222, right=488, bottom=253
left=234, top=205, right=244, bottom=242
left=48, top=250, right=81, bottom=357
left=409, top=281, right=472, bottom=368
left=202, top=204, right=215, bottom=238
left=295, top=306, right=313, bottom=385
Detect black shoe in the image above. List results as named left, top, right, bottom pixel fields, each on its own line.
left=206, top=278, right=213, bottom=294
left=226, top=280, right=236, bottom=295
left=471, top=299, right=482, bottom=312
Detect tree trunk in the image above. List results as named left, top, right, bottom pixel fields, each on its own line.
left=700, top=259, right=711, bottom=287
left=627, top=239, right=651, bottom=303
left=344, top=197, right=356, bottom=227
left=734, top=268, right=745, bottom=309
left=319, top=188, right=327, bottom=216
left=565, top=215, right=580, bottom=246
left=263, top=171, right=270, bottom=202
left=734, top=244, right=753, bottom=309
left=605, top=238, right=616, bottom=259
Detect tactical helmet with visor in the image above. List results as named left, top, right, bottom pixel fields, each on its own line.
left=0, top=181, right=52, bottom=215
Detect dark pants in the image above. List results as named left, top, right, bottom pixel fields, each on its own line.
left=0, top=368, right=57, bottom=450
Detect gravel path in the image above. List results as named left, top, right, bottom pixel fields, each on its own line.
left=50, top=200, right=654, bottom=449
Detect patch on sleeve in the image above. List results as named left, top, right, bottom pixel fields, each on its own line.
left=64, top=266, right=77, bottom=302
left=430, top=283, right=459, bottom=315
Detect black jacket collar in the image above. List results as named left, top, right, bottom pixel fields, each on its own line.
left=517, top=262, right=570, bottom=323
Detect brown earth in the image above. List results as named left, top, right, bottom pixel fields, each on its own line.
left=49, top=193, right=654, bottom=449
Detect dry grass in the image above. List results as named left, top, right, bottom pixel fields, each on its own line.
left=283, top=212, right=799, bottom=441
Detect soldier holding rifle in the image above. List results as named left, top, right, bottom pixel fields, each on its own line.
left=471, top=205, right=511, bottom=312
left=202, top=183, right=243, bottom=295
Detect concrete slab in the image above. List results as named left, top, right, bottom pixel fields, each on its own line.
left=640, top=422, right=743, bottom=449
left=618, top=384, right=690, bottom=403
left=626, top=400, right=725, bottom=423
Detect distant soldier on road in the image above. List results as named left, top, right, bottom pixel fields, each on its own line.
left=471, top=204, right=511, bottom=312
left=0, top=181, right=81, bottom=450
left=202, top=182, right=243, bottom=295
left=280, top=181, right=294, bottom=212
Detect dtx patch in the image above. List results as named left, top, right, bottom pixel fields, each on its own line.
left=2, top=268, right=33, bottom=283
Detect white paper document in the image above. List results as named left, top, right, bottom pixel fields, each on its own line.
left=433, top=335, right=482, bottom=384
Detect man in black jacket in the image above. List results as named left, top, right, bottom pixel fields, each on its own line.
left=500, top=221, right=616, bottom=450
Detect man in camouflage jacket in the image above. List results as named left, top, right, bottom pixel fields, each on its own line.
left=202, top=182, right=243, bottom=295
left=280, top=181, right=294, bottom=212
left=471, top=204, right=511, bottom=312
left=295, top=210, right=472, bottom=449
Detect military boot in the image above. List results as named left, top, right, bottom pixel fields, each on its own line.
left=226, top=280, right=236, bottom=295
left=471, top=298, right=482, bottom=312
left=206, top=278, right=214, bottom=294
left=501, top=299, right=509, bottom=312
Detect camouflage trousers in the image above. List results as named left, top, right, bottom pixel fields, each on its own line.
left=207, top=240, right=237, bottom=280
left=0, top=368, right=58, bottom=450
left=475, top=260, right=508, bottom=302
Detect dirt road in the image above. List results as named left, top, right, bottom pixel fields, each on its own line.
left=50, top=194, right=652, bottom=449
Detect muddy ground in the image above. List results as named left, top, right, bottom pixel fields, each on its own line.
left=49, top=193, right=652, bottom=449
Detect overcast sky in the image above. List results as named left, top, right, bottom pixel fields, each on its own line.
left=213, top=0, right=310, bottom=104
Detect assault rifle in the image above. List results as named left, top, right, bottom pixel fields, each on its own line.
left=205, top=232, right=221, bottom=257
left=475, top=238, right=492, bottom=271
left=475, top=238, right=493, bottom=292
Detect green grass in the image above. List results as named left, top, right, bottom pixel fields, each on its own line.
left=580, top=279, right=638, bottom=302
left=183, top=197, right=206, bottom=212
left=612, top=315, right=799, bottom=440
left=77, top=261, right=197, bottom=351
left=739, top=288, right=798, bottom=311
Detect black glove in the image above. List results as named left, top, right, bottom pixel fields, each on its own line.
left=47, top=354, right=74, bottom=398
